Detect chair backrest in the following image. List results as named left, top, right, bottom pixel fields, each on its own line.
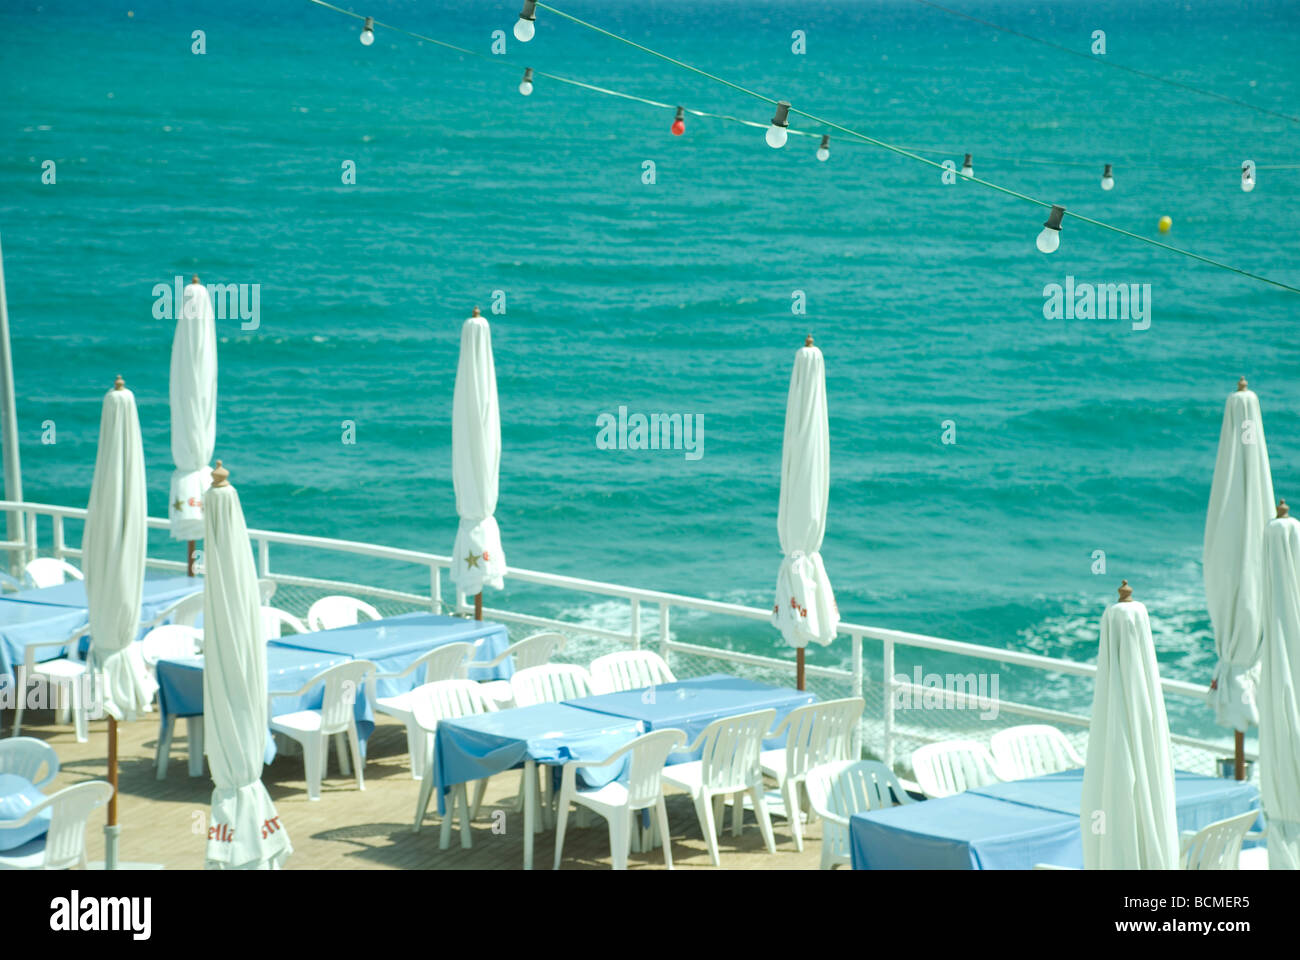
left=258, top=578, right=277, bottom=604
left=621, top=729, right=688, bottom=808
left=911, top=740, right=1005, bottom=798
left=310, top=660, right=376, bottom=734
left=408, top=679, right=499, bottom=732
left=307, top=595, right=381, bottom=631
left=990, top=724, right=1084, bottom=779
left=24, top=557, right=83, bottom=588
left=589, top=650, right=676, bottom=694
left=0, top=737, right=61, bottom=789
left=806, top=759, right=913, bottom=864
left=1182, top=808, right=1261, bottom=870
left=509, top=664, right=593, bottom=707
left=414, top=641, right=475, bottom=684
left=32, top=781, right=114, bottom=869
left=696, top=709, right=777, bottom=791
left=502, top=632, right=566, bottom=671
left=260, top=606, right=309, bottom=641
left=140, top=624, right=203, bottom=666
left=774, top=698, right=865, bottom=779
left=169, top=591, right=207, bottom=627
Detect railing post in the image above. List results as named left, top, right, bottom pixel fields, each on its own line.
left=851, top=631, right=863, bottom=758
left=630, top=598, right=641, bottom=650
left=456, top=588, right=466, bottom=616
left=25, top=511, right=36, bottom=566
left=52, top=515, right=64, bottom=560
left=257, top=538, right=270, bottom=578
left=430, top=565, right=441, bottom=613
left=658, top=603, right=670, bottom=664
left=883, top=637, right=895, bottom=769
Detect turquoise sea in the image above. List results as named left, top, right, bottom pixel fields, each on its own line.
left=2, top=0, right=1298, bottom=740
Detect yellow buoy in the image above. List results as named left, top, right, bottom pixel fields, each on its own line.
left=1158, top=215, right=1173, bottom=233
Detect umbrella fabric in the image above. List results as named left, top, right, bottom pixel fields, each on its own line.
left=85, top=383, right=155, bottom=720
left=1260, top=515, right=1300, bottom=869
left=1204, top=386, right=1274, bottom=731
left=169, top=281, right=217, bottom=541
left=202, top=478, right=291, bottom=869
left=771, top=341, right=838, bottom=648
left=450, top=313, right=506, bottom=596
left=1080, top=599, right=1178, bottom=869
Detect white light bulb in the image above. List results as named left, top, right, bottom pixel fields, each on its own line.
left=766, top=124, right=788, bottom=149
left=514, top=17, right=535, bottom=42
left=961, top=164, right=973, bottom=178
left=519, top=80, right=533, bottom=96
left=1036, top=227, right=1060, bottom=254
left=360, top=28, right=374, bottom=46
left=1101, top=176, right=1114, bottom=191
left=816, top=146, right=830, bottom=162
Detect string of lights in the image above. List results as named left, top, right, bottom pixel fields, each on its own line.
left=306, top=0, right=1299, bottom=295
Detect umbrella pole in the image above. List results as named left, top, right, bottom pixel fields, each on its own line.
left=1234, top=731, right=1245, bottom=781
left=187, top=540, right=196, bottom=577
left=796, top=648, right=805, bottom=692
left=105, top=715, right=120, bottom=870
left=474, top=591, right=483, bottom=621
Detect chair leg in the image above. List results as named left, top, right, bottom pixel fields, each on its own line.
left=783, top=778, right=804, bottom=852
left=439, top=782, right=459, bottom=850
left=750, top=785, right=777, bottom=854
left=406, top=722, right=424, bottom=780
left=346, top=725, right=364, bottom=791
left=656, top=797, right=674, bottom=869
left=70, top=676, right=88, bottom=743
left=553, top=787, right=573, bottom=870
left=11, top=668, right=24, bottom=737
left=609, top=807, right=629, bottom=870
left=335, top=732, right=352, bottom=777
left=457, top=784, right=472, bottom=849
left=414, top=774, right=435, bottom=832
left=155, top=716, right=175, bottom=781
left=187, top=716, right=205, bottom=777
left=55, top=677, right=71, bottom=725
left=303, top=736, right=323, bottom=801
left=731, top=791, right=743, bottom=837
left=470, top=778, right=488, bottom=820
left=697, top=792, right=721, bottom=867
left=712, top=794, right=726, bottom=838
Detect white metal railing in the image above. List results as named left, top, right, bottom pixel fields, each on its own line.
left=0, top=499, right=1239, bottom=771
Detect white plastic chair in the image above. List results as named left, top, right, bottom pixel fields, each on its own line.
left=13, top=627, right=93, bottom=743
left=589, top=650, right=676, bottom=694
left=260, top=606, right=309, bottom=641
left=911, top=740, right=1006, bottom=798
left=22, top=558, right=82, bottom=589
left=371, top=642, right=475, bottom=780
left=0, top=737, right=60, bottom=789
left=477, top=632, right=567, bottom=706
left=554, top=728, right=687, bottom=870
left=0, top=780, right=113, bottom=870
left=306, top=595, right=381, bottom=632
left=805, top=759, right=914, bottom=869
left=140, top=624, right=203, bottom=667
left=143, top=590, right=204, bottom=631
left=268, top=659, right=376, bottom=801
left=990, top=724, right=1084, bottom=778
left=661, top=708, right=778, bottom=866
left=409, top=679, right=500, bottom=849
left=759, top=697, right=865, bottom=851
left=509, top=663, right=593, bottom=707
left=1180, top=808, right=1262, bottom=870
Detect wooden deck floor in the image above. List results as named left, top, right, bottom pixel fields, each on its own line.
left=13, top=707, right=828, bottom=870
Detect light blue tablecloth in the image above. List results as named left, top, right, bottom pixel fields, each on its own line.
left=565, top=674, right=816, bottom=762
left=434, top=702, right=644, bottom=814
left=155, top=647, right=361, bottom=764
left=268, top=612, right=512, bottom=697
left=0, top=601, right=92, bottom=686
left=850, top=769, right=1263, bottom=870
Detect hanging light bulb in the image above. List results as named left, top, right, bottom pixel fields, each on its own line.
left=1101, top=163, right=1114, bottom=191
left=514, top=1, right=536, bottom=42
left=360, top=16, right=375, bottom=46
left=1241, top=160, right=1256, bottom=192
left=518, top=67, right=534, bottom=96
left=671, top=106, right=685, bottom=136
left=816, top=135, right=830, bottom=162
left=960, top=153, right=973, bottom=178
left=1036, top=204, right=1066, bottom=254
left=766, top=101, right=790, bottom=149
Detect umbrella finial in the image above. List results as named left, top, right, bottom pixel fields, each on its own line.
left=191, top=274, right=200, bottom=285
left=211, top=460, right=229, bottom=487
left=471, top=306, right=481, bottom=317
left=1117, top=579, right=1133, bottom=602
left=113, top=375, right=124, bottom=390
left=1279, top=500, right=1289, bottom=518
left=1237, top=376, right=1248, bottom=391
left=804, top=334, right=814, bottom=347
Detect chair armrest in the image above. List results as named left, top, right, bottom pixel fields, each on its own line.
left=268, top=676, right=321, bottom=700
left=672, top=729, right=707, bottom=754
left=0, top=792, right=55, bottom=829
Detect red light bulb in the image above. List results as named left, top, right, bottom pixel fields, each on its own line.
left=671, top=106, right=685, bottom=136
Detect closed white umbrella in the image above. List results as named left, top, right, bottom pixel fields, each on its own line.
left=1204, top=376, right=1274, bottom=778
left=85, top=375, right=155, bottom=869
left=1259, top=500, right=1300, bottom=869
left=1080, top=581, right=1179, bottom=869
left=169, top=276, right=217, bottom=574
left=451, top=307, right=506, bottom=619
left=202, top=461, right=291, bottom=870
left=772, top=335, right=838, bottom=690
